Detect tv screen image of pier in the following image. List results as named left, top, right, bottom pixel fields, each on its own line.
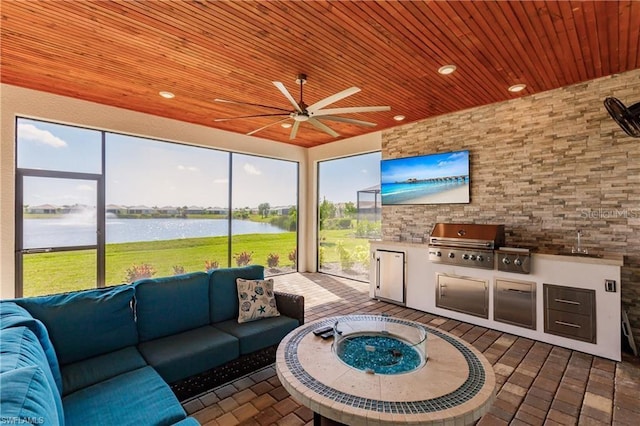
left=380, top=150, right=470, bottom=205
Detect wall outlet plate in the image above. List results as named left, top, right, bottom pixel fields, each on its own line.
left=605, top=279, right=616, bottom=292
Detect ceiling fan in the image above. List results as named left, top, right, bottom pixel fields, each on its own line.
left=214, top=74, right=391, bottom=139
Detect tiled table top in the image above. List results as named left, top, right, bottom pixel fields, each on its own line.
left=276, top=315, right=496, bottom=425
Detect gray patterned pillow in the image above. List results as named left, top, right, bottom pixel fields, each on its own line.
left=236, top=278, right=280, bottom=323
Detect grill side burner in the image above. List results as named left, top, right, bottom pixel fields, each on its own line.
left=428, top=223, right=505, bottom=270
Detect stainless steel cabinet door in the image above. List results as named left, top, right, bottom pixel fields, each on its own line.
left=436, top=274, right=488, bottom=318
left=375, top=250, right=405, bottom=304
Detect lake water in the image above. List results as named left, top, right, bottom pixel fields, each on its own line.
left=23, top=217, right=287, bottom=249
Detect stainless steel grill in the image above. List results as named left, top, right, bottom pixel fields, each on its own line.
left=428, top=223, right=505, bottom=269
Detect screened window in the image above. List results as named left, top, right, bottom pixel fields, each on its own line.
left=15, top=117, right=298, bottom=296
left=317, top=152, right=381, bottom=281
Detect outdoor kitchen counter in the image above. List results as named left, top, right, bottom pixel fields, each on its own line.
left=533, top=252, right=623, bottom=266
left=369, top=241, right=623, bottom=361
left=370, top=240, right=624, bottom=267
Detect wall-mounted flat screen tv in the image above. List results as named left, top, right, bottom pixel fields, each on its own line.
left=381, top=150, right=470, bottom=205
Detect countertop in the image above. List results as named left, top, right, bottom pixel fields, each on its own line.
left=369, top=240, right=624, bottom=267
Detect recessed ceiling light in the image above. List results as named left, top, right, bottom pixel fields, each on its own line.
left=508, top=84, right=527, bottom=93
left=159, top=91, right=175, bottom=99
left=393, top=115, right=406, bottom=121
left=281, top=123, right=292, bottom=128
left=438, top=65, right=457, bottom=75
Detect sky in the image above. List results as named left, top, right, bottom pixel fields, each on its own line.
left=318, top=152, right=381, bottom=203
left=17, top=118, right=379, bottom=209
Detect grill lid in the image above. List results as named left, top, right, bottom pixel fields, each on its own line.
left=429, top=223, right=505, bottom=249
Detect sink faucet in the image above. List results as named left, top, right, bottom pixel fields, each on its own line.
left=572, top=229, right=588, bottom=254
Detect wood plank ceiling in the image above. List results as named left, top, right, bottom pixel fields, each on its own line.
left=2, top=1, right=639, bottom=148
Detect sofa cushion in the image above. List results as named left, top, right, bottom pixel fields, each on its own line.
left=15, top=285, right=137, bottom=365
left=0, top=301, right=62, bottom=393
left=135, top=272, right=210, bottom=342
left=0, top=327, right=64, bottom=425
left=236, top=278, right=280, bottom=323
left=61, top=346, right=147, bottom=396
left=209, top=265, right=264, bottom=323
left=63, top=366, right=187, bottom=426
left=138, top=325, right=239, bottom=384
left=0, top=366, right=61, bottom=426
left=213, top=316, right=299, bottom=355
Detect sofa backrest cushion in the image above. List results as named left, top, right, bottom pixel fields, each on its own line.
left=0, top=301, right=62, bottom=393
left=0, top=366, right=61, bottom=426
left=208, top=265, right=265, bottom=323
left=15, top=285, right=137, bottom=365
left=0, top=327, right=65, bottom=425
left=135, top=272, right=210, bottom=342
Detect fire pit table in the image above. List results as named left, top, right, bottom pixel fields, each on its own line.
left=276, top=315, right=495, bottom=425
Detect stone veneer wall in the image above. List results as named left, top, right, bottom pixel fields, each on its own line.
left=381, top=69, right=640, bottom=349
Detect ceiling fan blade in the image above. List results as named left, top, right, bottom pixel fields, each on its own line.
left=317, top=115, right=377, bottom=127
left=312, top=106, right=391, bottom=117
left=290, top=121, right=300, bottom=140
left=308, top=118, right=339, bottom=138
left=214, top=98, right=291, bottom=113
left=214, top=113, right=289, bottom=122
left=246, top=118, right=291, bottom=136
left=273, top=82, right=302, bottom=113
left=307, top=87, right=361, bottom=113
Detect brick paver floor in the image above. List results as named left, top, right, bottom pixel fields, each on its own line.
left=183, top=272, right=640, bottom=425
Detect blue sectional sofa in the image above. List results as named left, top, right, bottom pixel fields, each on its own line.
left=0, top=265, right=304, bottom=426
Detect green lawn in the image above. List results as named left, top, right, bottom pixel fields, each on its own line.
left=22, top=232, right=297, bottom=297
left=21, top=228, right=375, bottom=297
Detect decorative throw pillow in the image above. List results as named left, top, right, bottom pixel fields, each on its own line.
left=236, top=278, right=280, bottom=324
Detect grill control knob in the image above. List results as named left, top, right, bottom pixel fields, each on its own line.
left=462, top=254, right=469, bottom=260
left=436, top=251, right=442, bottom=257
left=477, top=255, right=484, bottom=262
left=502, top=257, right=511, bottom=265
left=514, top=258, right=523, bottom=266
left=470, top=255, right=477, bottom=261
left=448, top=252, right=455, bottom=259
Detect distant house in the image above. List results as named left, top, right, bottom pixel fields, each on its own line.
left=127, top=205, right=154, bottom=215
left=185, top=206, right=204, bottom=214
left=206, top=207, right=227, bottom=215
left=106, top=204, right=127, bottom=215
left=27, top=204, right=58, bottom=214
left=158, top=206, right=179, bottom=215
left=271, top=206, right=291, bottom=216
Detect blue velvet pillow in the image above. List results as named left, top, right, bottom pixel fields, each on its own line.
left=15, top=285, right=137, bottom=365
left=0, top=366, right=60, bottom=426
left=135, top=272, right=210, bottom=342
left=208, top=265, right=265, bottom=323
left=0, top=301, right=62, bottom=393
left=0, top=327, right=65, bottom=425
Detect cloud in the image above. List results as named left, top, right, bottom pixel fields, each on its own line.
left=76, top=184, right=94, bottom=192
left=18, top=123, right=67, bottom=148
left=361, top=169, right=368, bottom=174
left=243, top=163, right=261, bottom=175
left=213, top=178, right=229, bottom=184
left=177, top=165, right=199, bottom=172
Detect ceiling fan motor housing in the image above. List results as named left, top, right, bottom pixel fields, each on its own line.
left=604, top=97, right=640, bottom=138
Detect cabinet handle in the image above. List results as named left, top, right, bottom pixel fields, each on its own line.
left=554, top=298, right=580, bottom=305
left=506, top=288, right=531, bottom=294
left=555, top=320, right=581, bottom=329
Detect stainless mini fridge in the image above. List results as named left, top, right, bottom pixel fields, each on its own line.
left=374, top=250, right=405, bottom=305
